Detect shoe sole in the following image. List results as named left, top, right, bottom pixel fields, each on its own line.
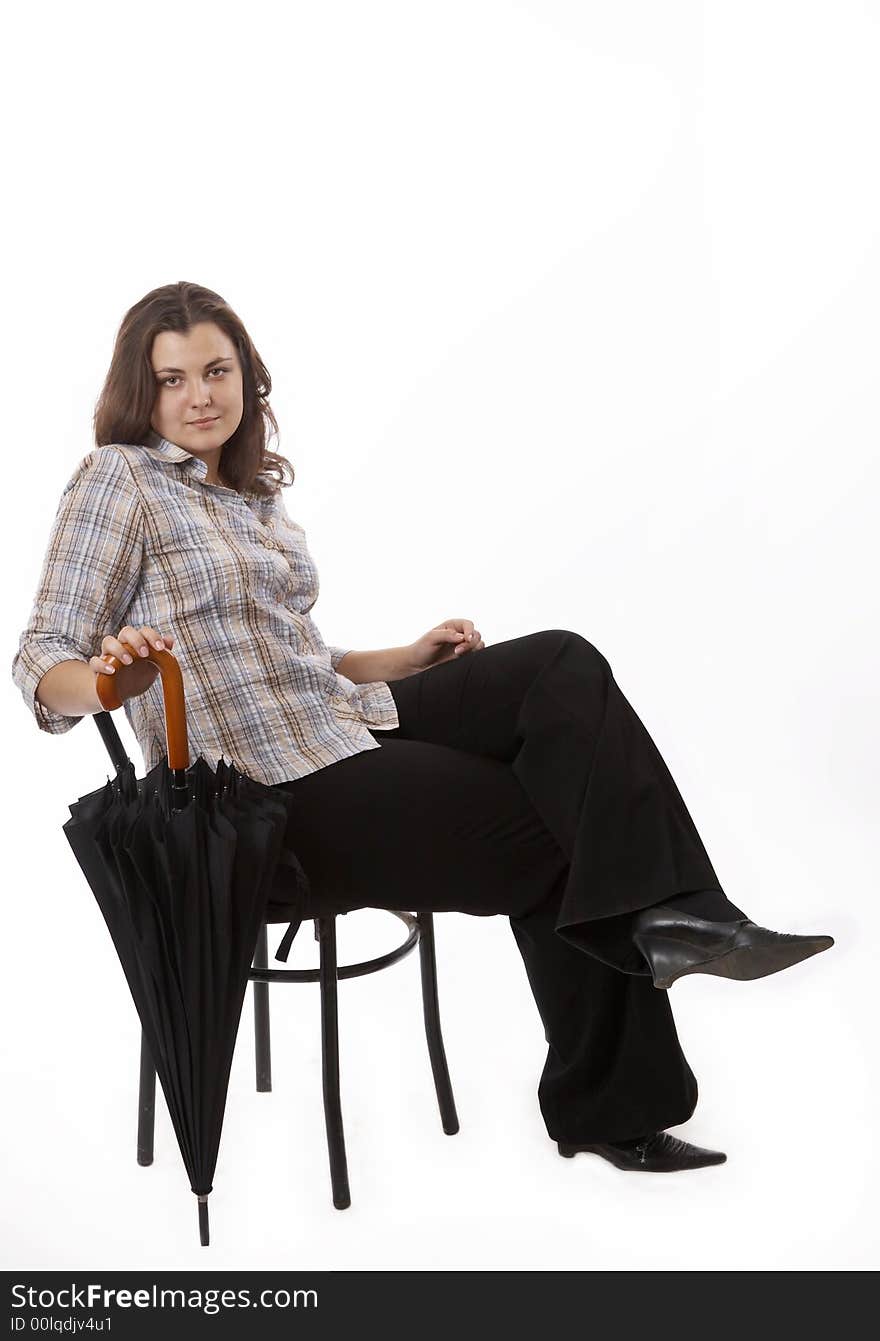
left=557, top=1142, right=727, bottom=1171
left=636, top=931, right=834, bottom=989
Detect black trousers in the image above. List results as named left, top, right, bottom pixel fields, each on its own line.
left=271, top=629, right=746, bottom=1144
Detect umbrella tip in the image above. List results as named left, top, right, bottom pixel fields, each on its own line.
left=197, top=1193, right=210, bottom=1246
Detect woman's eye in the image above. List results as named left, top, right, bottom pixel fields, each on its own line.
left=161, top=368, right=227, bottom=388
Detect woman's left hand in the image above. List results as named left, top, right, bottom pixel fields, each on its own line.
left=405, top=619, right=486, bottom=673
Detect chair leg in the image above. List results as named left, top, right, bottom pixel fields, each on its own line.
left=253, top=921, right=272, bottom=1092
left=137, top=1028, right=156, bottom=1166
left=416, top=912, right=460, bottom=1135
left=316, top=915, right=351, bottom=1209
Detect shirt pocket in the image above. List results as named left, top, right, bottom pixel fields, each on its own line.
left=151, top=503, right=224, bottom=555
left=143, top=509, right=245, bottom=617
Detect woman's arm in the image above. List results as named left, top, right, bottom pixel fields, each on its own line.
left=334, top=647, right=418, bottom=684
left=11, top=447, right=144, bottom=734
left=35, top=659, right=103, bottom=718
left=334, top=621, right=486, bottom=683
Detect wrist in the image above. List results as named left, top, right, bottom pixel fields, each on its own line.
left=335, top=646, right=419, bottom=684
left=36, top=659, right=103, bottom=718
left=388, top=645, right=419, bottom=681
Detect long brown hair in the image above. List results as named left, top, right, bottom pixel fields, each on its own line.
left=93, top=281, right=295, bottom=498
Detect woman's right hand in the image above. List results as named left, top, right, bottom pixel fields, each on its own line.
left=89, top=625, right=175, bottom=703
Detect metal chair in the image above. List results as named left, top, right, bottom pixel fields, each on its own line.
left=92, top=710, right=460, bottom=1210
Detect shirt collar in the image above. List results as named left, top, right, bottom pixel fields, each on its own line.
left=143, top=427, right=207, bottom=476
left=142, top=428, right=261, bottom=498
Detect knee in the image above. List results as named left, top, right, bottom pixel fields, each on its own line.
left=540, top=628, right=612, bottom=676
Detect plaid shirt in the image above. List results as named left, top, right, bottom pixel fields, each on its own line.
left=11, top=430, right=399, bottom=784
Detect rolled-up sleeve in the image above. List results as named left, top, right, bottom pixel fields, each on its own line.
left=327, top=645, right=352, bottom=671
left=11, top=447, right=144, bottom=734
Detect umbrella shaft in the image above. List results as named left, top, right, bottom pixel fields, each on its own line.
left=171, top=768, right=190, bottom=812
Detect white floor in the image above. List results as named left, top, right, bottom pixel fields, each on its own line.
left=3, top=888, right=874, bottom=1272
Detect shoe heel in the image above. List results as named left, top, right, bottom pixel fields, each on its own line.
left=558, top=1142, right=577, bottom=1158
left=632, top=931, right=676, bottom=989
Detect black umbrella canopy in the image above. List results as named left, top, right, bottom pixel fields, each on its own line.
left=61, top=647, right=310, bottom=1244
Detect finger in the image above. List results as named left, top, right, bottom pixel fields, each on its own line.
left=101, top=635, right=136, bottom=665
left=90, top=655, right=116, bottom=675
left=140, top=625, right=172, bottom=651
left=443, top=619, right=474, bottom=640
left=455, top=631, right=485, bottom=655
left=115, top=626, right=151, bottom=658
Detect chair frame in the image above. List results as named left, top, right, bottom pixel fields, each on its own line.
left=92, top=710, right=459, bottom=1210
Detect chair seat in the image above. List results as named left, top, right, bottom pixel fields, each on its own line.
left=265, top=897, right=303, bottom=925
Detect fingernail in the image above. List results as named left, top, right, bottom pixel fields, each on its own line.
left=154, top=640, right=164, bottom=649
left=139, top=646, right=149, bottom=656
left=122, top=654, right=132, bottom=664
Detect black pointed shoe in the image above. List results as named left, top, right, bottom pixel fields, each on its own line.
left=558, top=1131, right=727, bottom=1172
left=632, top=904, right=834, bottom=989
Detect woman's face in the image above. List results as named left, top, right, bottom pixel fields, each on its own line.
left=149, top=321, right=244, bottom=465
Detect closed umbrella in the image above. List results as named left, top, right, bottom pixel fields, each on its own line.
left=61, top=647, right=309, bottom=1244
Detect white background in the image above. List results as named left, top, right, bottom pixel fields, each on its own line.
left=1, top=0, right=877, bottom=1271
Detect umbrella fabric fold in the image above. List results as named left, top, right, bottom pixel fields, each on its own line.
left=63, top=744, right=312, bottom=1244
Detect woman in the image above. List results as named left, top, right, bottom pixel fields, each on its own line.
left=11, top=281, right=833, bottom=1175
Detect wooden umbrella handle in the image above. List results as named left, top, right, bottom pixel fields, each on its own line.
left=95, top=648, right=190, bottom=772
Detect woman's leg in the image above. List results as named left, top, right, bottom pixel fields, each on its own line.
left=375, top=628, right=747, bottom=974
left=509, top=888, right=698, bottom=1143
left=272, top=736, right=699, bottom=1143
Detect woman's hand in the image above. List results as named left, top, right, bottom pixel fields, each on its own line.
left=405, top=619, right=485, bottom=674
left=89, top=624, right=175, bottom=703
